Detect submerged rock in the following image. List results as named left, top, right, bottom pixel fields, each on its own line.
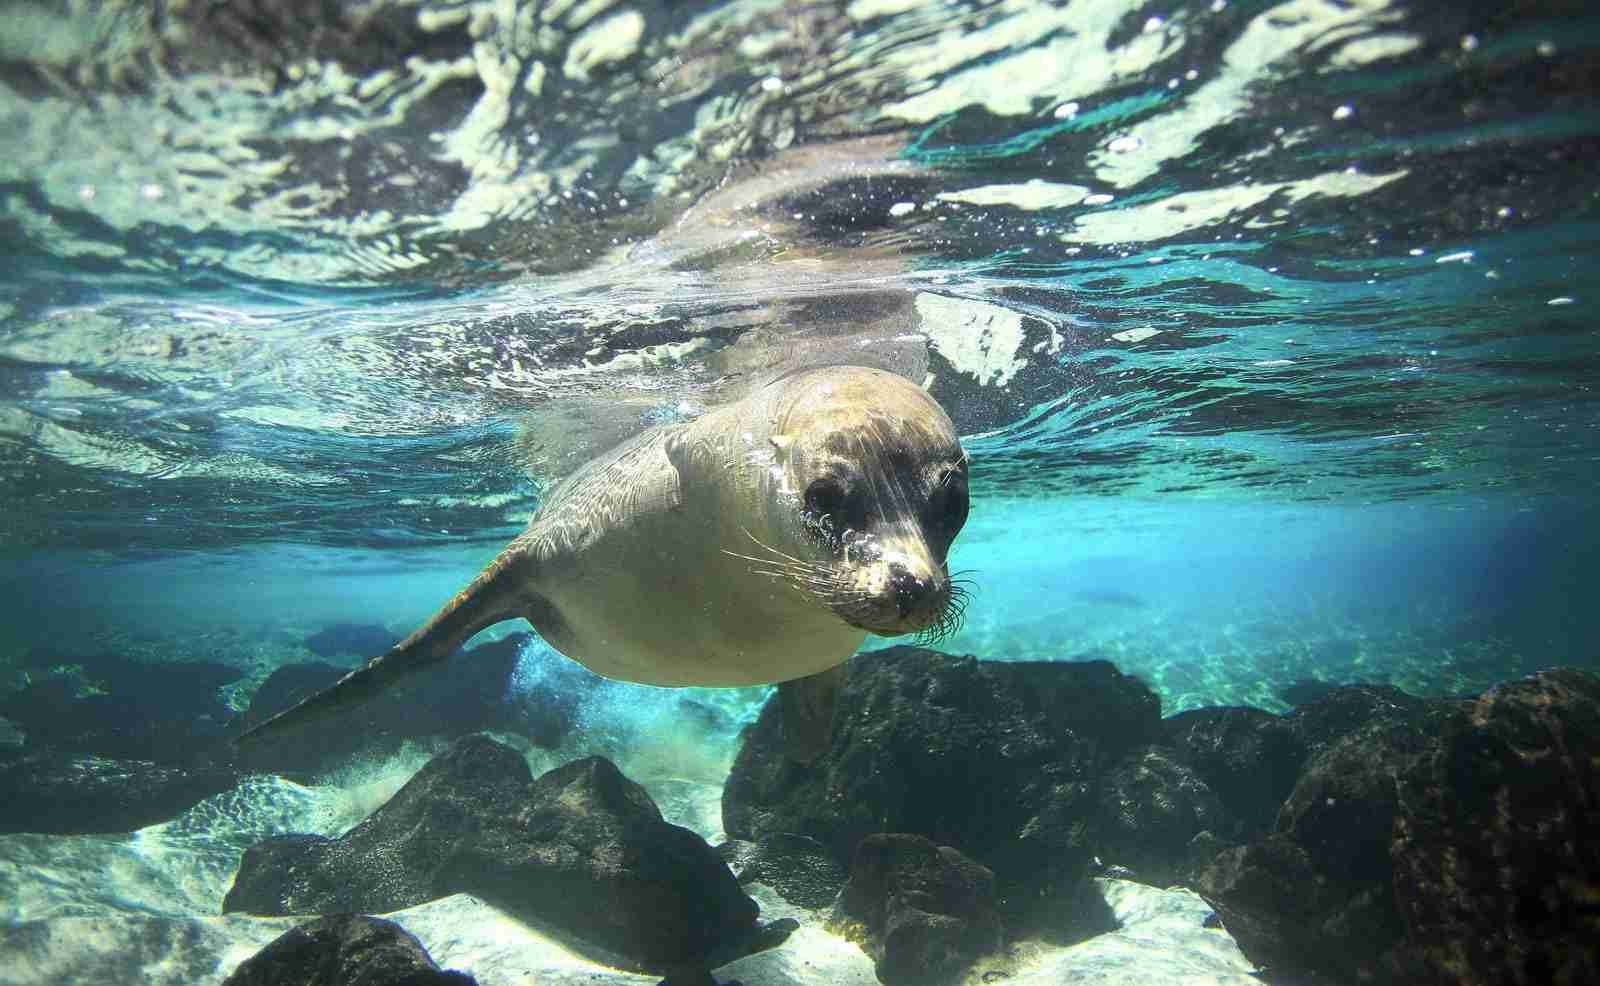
left=1189, top=834, right=1334, bottom=978
left=0, top=880, right=1258, bottom=986
left=1160, top=706, right=1305, bottom=839
left=220, top=914, right=475, bottom=986
left=0, top=650, right=241, bottom=763
left=826, top=833, right=1002, bottom=986
left=0, top=753, right=240, bottom=834
left=1189, top=688, right=1452, bottom=984
left=225, top=735, right=763, bottom=976
left=1285, top=682, right=1432, bottom=757
left=722, top=646, right=1159, bottom=939
left=719, top=833, right=848, bottom=910
left=1188, top=669, right=1600, bottom=986
left=1392, top=668, right=1600, bottom=986
left=1094, top=745, right=1228, bottom=886
left=302, top=622, right=399, bottom=659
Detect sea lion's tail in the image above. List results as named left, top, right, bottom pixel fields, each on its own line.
left=232, top=549, right=531, bottom=749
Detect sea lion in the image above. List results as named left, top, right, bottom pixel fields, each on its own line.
left=236, top=365, right=970, bottom=760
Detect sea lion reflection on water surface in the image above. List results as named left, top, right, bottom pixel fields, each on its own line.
left=236, top=365, right=971, bottom=760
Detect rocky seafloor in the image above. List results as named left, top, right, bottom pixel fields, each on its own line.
left=1, top=634, right=1596, bottom=986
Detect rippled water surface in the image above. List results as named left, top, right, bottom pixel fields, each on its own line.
left=0, top=0, right=1597, bottom=976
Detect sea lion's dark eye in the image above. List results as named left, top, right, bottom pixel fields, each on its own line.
left=805, top=478, right=848, bottom=520
left=929, top=471, right=969, bottom=536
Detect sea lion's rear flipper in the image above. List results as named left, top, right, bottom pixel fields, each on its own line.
left=232, top=550, right=533, bottom=749
left=779, top=663, right=848, bottom=763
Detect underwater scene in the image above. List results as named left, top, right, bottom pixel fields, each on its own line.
left=1, top=0, right=1597, bottom=984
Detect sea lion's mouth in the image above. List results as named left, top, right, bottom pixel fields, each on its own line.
left=832, top=561, right=969, bottom=643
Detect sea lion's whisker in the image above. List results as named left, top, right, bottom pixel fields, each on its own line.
left=736, top=526, right=814, bottom=568
left=720, top=548, right=830, bottom=580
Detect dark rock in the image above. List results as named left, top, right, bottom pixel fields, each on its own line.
left=230, top=633, right=594, bottom=777
left=826, top=833, right=1002, bottom=986
left=1285, top=683, right=1430, bottom=756
left=0, top=753, right=240, bottom=834
left=240, top=662, right=349, bottom=727
left=1160, top=706, right=1306, bottom=838
left=719, top=839, right=760, bottom=880
left=221, top=914, right=475, bottom=986
left=1095, top=745, right=1229, bottom=886
left=1280, top=717, right=1445, bottom=885
left=225, top=735, right=760, bottom=976
left=1191, top=672, right=1600, bottom=986
left=0, top=650, right=241, bottom=762
left=1268, top=720, right=1445, bottom=981
left=1279, top=678, right=1343, bottom=707
left=718, top=833, right=848, bottom=910
left=1191, top=835, right=1340, bottom=978
left=722, top=647, right=1158, bottom=940
left=302, top=622, right=399, bottom=659
left=1190, top=686, right=1454, bottom=985
left=1392, top=669, right=1600, bottom=986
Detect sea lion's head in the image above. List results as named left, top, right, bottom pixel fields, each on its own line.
left=752, top=366, right=971, bottom=640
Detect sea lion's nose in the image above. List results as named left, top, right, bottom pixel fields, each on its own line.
left=888, top=563, right=941, bottom=617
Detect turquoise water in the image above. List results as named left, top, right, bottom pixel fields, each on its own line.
left=0, top=0, right=1597, bottom=980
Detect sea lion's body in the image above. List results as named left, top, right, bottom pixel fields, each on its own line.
left=504, top=422, right=866, bottom=688
left=236, top=365, right=969, bottom=756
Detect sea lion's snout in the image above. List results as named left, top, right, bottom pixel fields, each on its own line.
left=888, top=562, right=948, bottom=625
left=833, top=545, right=954, bottom=638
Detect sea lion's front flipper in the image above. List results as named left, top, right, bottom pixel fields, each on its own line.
left=233, top=549, right=534, bottom=749
left=778, top=663, right=848, bottom=763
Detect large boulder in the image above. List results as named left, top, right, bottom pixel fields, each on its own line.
left=0, top=650, right=241, bottom=763
left=225, top=735, right=765, bottom=976
left=0, top=753, right=241, bottom=834
left=1392, top=669, right=1600, bottom=986
left=722, top=646, right=1161, bottom=938
left=221, top=914, right=475, bottom=986
left=1190, top=669, right=1600, bottom=986
left=302, top=623, right=399, bottom=659
left=1189, top=686, right=1454, bottom=984
left=1094, top=745, right=1229, bottom=886
left=1188, top=835, right=1330, bottom=978
left=1160, top=706, right=1306, bottom=839
left=1285, top=683, right=1433, bottom=756
left=719, top=832, right=848, bottom=911
left=826, top=833, right=1002, bottom=986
